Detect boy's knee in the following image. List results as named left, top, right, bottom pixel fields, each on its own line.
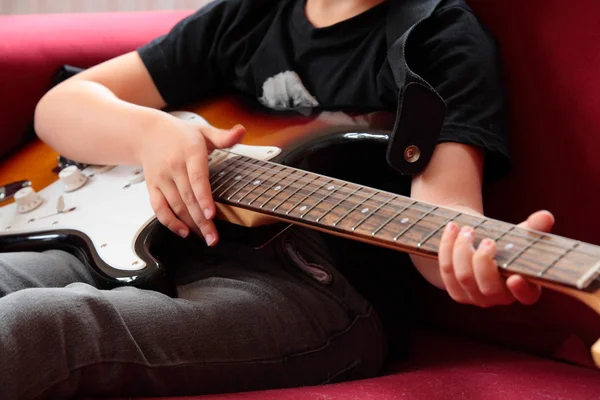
left=0, top=284, right=101, bottom=339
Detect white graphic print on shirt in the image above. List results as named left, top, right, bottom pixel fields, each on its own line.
left=259, top=71, right=319, bottom=111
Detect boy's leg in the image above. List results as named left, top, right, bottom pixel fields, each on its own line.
left=0, top=250, right=96, bottom=296
left=0, top=227, right=388, bottom=400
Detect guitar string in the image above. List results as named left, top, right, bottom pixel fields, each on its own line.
left=207, top=153, right=600, bottom=261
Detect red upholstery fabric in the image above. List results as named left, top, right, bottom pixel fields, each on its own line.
left=409, top=0, right=600, bottom=369
left=0, top=11, right=192, bottom=160
left=108, top=330, right=600, bottom=400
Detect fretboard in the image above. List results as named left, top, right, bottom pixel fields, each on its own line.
left=209, top=154, right=600, bottom=290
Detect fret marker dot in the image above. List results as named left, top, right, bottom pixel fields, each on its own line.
left=401, top=218, right=409, bottom=224
left=274, top=186, right=282, bottom=191
left=234, top=175, right=242, bottom=181
left=361, top=208, right=370, bottom=214
left=300, top=206, right=308, bottom=211
left=253, top=180, right=261, bottom=185
left=327, top=185, right=335, bottom=191
left=219, top=172, right=225, bottom=176
left=504, top=243, right=515, bottom=250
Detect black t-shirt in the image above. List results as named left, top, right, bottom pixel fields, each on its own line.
left=138, top=0, right=510, bottom=356
left=138, top=0, right=509, bottom=176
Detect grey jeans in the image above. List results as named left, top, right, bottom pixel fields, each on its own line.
left=0, top=225, right=387, bottom=400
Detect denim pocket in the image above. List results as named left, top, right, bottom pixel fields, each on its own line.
left=280, top=229, right=334, bottom=286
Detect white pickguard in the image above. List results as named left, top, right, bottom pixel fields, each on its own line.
left=0, top=111, right=281, bottom=272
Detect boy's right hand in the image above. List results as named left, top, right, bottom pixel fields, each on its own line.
left=138, top=117, right=246, bottom=246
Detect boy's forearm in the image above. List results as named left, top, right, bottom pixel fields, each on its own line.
left=34, top=80, right=173, bottom=166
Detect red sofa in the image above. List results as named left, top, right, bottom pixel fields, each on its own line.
left=2, top=0, right=600, bottom=399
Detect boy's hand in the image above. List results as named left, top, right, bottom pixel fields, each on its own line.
left=438, top=210, right=555, bottom=308
left=139, top=118, right=245, bottom=245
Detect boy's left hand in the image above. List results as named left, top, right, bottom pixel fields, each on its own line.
left=438, top=210, right=555, bottom=308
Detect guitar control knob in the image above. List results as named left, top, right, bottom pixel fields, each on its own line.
left=59, top=165, right=88, bottom=192
left=14, top=186, right=43, bottom=214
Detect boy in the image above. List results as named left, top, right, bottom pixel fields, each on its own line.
left=0, top=0, right=554, bottom=398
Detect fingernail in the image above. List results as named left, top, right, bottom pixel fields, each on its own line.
left=205, top=234, right=215, bottom=246
left=461, top=226, right=473, bottom=238
left=178, top=229, right=188, bottom=239
left=480, top=238, right=493, bottom=248
left=204, top=208, right=213, bottom=220
left=445, top=222, right=456, bottom=233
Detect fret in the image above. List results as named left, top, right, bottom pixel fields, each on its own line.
left=286, top=179, right=333, bottom=216
left=393, top=206, right=438, bottom=242
left=405, top=212, right=484, bottom=253
left=271, top=174, right=319, bottom=212
left=417, top=212, right=462, bottom=248
left=471, top=217, right=488, bottom=232
left=259, top=171, right=309, bottom=209
left=543, top=243, right=600, bottom=288
left=300, top=182, right=346, bottom=218
left=279, top=176, right=336, bottom=217
left=492, top=225, right=515, bottom=242
left=537, top=242, right=580, bottom=277
left=316, top=186, right=362, bottom=222
left=487, top=229, right=600, bottom=288
left=216, top=159, right=262, bottom=198
left=500, top=235, right=544, bottom=269
left=246, top=164, right=288, bottom=205
left=209, top=157, right=244, bottom=189
left=211, top=158, right=254, bottom=194
left=352, top=194, right=395, bottom=231
left=229, top=161, right=280, bottom=203
left=371, top=200, right=417, bottom=236
left=333, top=189, right=379, bottom=227
left=219, top=160, right=266, bottom=199
left=209, top=157, right=236, bottom=182
left=492, top=230, right=555, bottom=276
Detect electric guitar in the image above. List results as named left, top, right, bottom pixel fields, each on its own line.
left=2, top=96, right=600, bottom=366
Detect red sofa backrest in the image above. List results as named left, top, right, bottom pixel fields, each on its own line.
left=413, top=0, right=600, bottom=367
left=469, top=0, right=600, bottom=244
left=0, top=11, right=193, bottom=160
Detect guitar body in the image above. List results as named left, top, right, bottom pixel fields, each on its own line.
left=0, top=96, right=398, bottom=296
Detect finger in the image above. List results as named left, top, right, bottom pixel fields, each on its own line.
left=172, top=167, right=218, bottom=246
left=453, top=226, right=483, bottom=301
left=518, top=210, right=555, bottom=232
left=472, top=238, right=514, bottom=302
left=148, top=185, right=190, bottom=239
left=438, top=222, right=470, bottom=304
left=201, top=124, right=246, bottom=150
left=186, top=143, right=218, bottom=223
left=159, top=179, right=205, bottom=239
left=506, top=275, right=542, bottom=305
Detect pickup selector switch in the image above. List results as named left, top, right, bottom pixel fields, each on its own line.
left=14, top=187, right=43, bottom=214
left=59, top=165, right=88, bottom=192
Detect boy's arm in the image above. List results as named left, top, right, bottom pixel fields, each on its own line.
left=409, top=142, right=552, bottom=307
left=35, top=52, right=170, bottom=166
left=35, top=51, right=244, bottom=246
left=34, top=3, right=245, bottom=245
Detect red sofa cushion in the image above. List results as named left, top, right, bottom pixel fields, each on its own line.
left=0, top=11, right=193, bottom=160
left=99, top=329, right=600, bottom=400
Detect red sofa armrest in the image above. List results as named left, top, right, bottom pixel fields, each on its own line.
left=0, top=10, right=193, bottom=160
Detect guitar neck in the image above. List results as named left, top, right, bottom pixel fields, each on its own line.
left=209, top=151, right=600, bottom=291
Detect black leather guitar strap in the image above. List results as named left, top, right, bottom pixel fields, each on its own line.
left=385, top=0, right=447, bottom=175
